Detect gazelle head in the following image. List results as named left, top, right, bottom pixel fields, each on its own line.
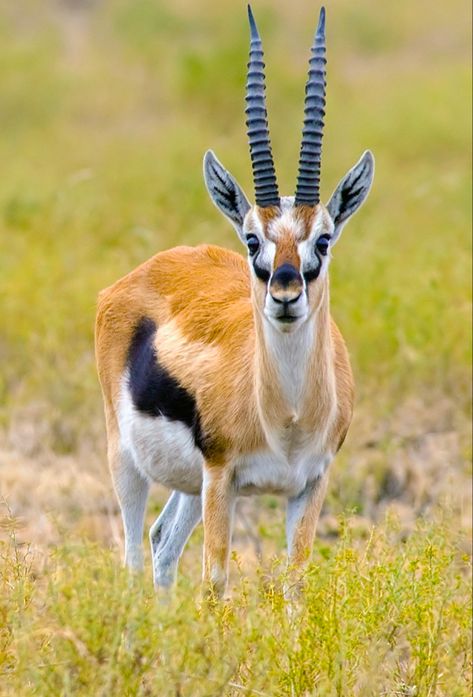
left=204, top=5, right=374, bottom=333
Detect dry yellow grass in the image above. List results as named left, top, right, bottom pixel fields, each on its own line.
left=0, top=0, right=471, bottom=693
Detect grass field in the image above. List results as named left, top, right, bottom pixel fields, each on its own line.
left=0, top=0, right=471, bottom=694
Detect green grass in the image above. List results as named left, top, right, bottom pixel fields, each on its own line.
left=0, top=0, right=470, bottom=449
left=1, top=512, right=471, bottom=696
left=0, top=2, right=471, bottom=693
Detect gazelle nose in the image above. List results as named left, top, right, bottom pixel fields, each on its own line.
left=269, top=263, right=303, bottom=304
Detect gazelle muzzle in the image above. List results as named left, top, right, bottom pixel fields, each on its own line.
left=266, top=263, right=306, bottom=327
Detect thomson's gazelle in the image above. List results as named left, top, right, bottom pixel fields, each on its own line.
left=95, top=6, right=374, bottom=597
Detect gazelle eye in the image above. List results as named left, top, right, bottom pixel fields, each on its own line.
left=316, top=235, right=330, bottom=256
left=246, top=235, right=260, bottom=256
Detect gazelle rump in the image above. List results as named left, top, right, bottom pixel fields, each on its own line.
left=95, top=6, right=374, bottom=597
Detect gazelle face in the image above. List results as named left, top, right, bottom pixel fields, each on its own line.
left=243, top=199, right=333, bottom=332
left=203, top=6, right=375, bottom=334
left=204, top=148, right=374, bottom=333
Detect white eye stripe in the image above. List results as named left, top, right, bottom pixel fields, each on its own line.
left=262, top=239, right=276, bottom=271
left=298, top=238, right=316, bottom=264
left=297, top=238, right=329, bottom=280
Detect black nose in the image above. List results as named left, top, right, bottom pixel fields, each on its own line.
left=269, top=263, right=303, bottom=304
left=270, top=263, right=302, bottom=288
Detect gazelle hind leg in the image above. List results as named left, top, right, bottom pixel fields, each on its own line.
left=111, top=447, right=150, bottom=571
left=150, top=493, right=202, bottom=589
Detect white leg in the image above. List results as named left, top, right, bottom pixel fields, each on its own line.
left=149, top=491, right=181, bottom=555
left=112, top=449, right=150, bottom=571
left=150, top=493, right=202, bottom=589
left=286, top=470, right=329, bottom=566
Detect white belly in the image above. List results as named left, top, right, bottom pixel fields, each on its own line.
left=118, top=386, right=204, bottom=495
left=119, top=384, right=330, bottom=498
left=234, top=447, right=330, bottom=498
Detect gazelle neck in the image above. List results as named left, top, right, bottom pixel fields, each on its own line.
left=253, top=276, right=334, bottom=432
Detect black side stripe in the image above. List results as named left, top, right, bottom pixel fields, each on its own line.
left=127, top=317, right=205, bottom=453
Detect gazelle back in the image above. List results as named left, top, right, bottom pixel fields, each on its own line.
left=95, top=5, right=374, bottom=597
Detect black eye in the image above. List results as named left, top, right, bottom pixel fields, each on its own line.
left=246, top=235, right=260, bottom=256
left=316, top=235, right=330, bottom=256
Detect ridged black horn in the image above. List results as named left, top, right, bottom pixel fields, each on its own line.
left=246, top=5, right=280, bottom=208
left=294, top=7, right=327, bottom=207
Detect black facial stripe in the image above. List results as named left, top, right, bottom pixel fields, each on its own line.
left=303, top=252, right=322, bottom=283
left=303, top=266, right=321, bottom=283
left=253, top=255, right=271, bottom=282
left=127, top=317, right=206, bottom=453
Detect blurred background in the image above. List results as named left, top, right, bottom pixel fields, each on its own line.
left=0, top=0, right=471, bottom=559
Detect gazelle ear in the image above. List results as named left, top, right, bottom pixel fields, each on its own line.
left=203, top=150, right=251, bottom=242
left=326, top=150, right=374, bottom=244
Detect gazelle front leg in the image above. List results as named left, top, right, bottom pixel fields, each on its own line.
left=202, top=462, right=236, bottom=599
left=286, top=469, right=329, bottom=571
